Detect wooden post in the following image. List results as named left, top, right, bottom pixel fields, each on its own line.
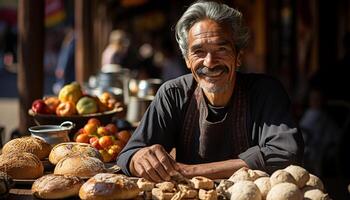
left=75, top=0, right=95, bottom=85
left=17, top=0, right=45, bottom=134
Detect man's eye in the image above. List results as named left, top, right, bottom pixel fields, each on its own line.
left=193, top=49, right=205, bottom=55
left=218, top=47, right=228, bottom=52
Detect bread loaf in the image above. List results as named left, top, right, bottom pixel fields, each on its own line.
left=2, top=137, right=51, bottom=160
left=54, top=154, right=106, bottom=178
left=49, top=142, right=101, bottom=165
left=32, top=174, right=84, bottom=199
left=0, top=152, right=44, bottom=179
left=79, top=173, right=140, bottom=200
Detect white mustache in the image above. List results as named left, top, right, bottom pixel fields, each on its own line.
left=196, top=66, right=228, bottom=76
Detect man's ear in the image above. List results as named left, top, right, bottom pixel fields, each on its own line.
left=236, top=51, right=243, bottom=66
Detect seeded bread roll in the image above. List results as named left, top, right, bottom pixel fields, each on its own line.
left=2, top=137, right=51, bottom=160
left=79, top=173, right=140, bottom=200
left=54, top=154, right=106, bottom=178
left=49, top=142, right=101, bottom=165
left=32, top=174, right=84, bottom=199
left=0, top=152, right=44, bottom=179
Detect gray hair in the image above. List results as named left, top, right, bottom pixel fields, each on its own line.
left=175, top=0, right=249, bottom=59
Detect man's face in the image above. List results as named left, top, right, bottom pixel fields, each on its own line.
left=186, top=19, right=241, bottom=94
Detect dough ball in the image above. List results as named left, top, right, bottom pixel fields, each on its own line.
left=266, top=182, right=302, bottom=200
left=270, top=170, right=297, bottom=186
left=284, top=165, right=310, bottom=188
left=305, top=174, right=324, bottom=191
left=227, top=180, right=262, bottom=200
left=303, top=189, right=330, bottom=200
left=228, top=167, right=261, bottom=183
left=254, top=177, right=271, bottom=199
left=253, top=170, right=270, bottom=179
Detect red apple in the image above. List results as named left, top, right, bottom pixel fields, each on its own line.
left=31, top=99, right=49, bottom=114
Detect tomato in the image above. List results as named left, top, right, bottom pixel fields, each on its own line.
left=99, top=136, right=113, bottom=149
left=75, top=134, right=90, bottom=143
left=87, top=118, right=101, bottom=127
left=105, top=123, right=118, bottom=135
left=84, top=123, right=98, bottom=135
left=116, top=130, right=131, bottom=144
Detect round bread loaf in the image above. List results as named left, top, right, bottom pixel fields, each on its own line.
left=227, top=180, right=262, bottom=200
left=267, top=182, right=302, bottom=200
left=254, top=177, right=271, bottom=199
left=79, top=173, right=140, bottom=200
left=284, top=165, right=310, bottom=188
left=0, top=152, right=44, bottom=179
left=228, top=167, right=259, bottom=183
left=305, top=174, right=324, bottom=191
left=270, top=169, right=297, bottom=186
left=303, top=189, right=330, bottom=200
left=2, top=137, right=51, bottom=160
left=32, top=174, right=84, bottom=199
left=49, top=142, right=102, bottom=165
left=54, top=154, right=106, bottom=178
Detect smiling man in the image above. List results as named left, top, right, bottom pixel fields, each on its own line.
left=117, top=0, right=304, bottom=182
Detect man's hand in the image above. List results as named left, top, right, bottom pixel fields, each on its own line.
left=129, top=144, right=178, bottom=182
left=176, top=159, right=249, bottom=180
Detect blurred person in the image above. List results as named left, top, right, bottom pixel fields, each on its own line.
left=53, top=27, right=75, bottom=94
left=158, top=37, right=187, bottom=81
left=299, top=88, right=341, bottom=176
left=117, top=1, right=304, bottom=182
left=101, top=29, right=131, bottom=73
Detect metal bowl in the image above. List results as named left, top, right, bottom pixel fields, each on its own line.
left=129, top=78, right=162, bottom=98
left=29, top=121, right=74, bottom=146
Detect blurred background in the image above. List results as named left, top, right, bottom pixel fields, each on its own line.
left=0, top=0, right=349, bottom=198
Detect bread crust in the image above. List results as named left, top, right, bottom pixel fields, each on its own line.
left=54, top=154, right=106, bottom=178
left=0, top=152, right=44, bottom=179
left=2, top=137, right=51, bottom=160
left=49, top=142, right=101, bottom=165
left=32, top=174, right=84, bottom=199
left=79, top=173, right=140, bottom=200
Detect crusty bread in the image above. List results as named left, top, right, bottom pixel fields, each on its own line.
left=54, top=154, right=106, bottom=178
left=49, top=142, right=102, bottom=165
left=32, top=174, right=84, bottom=199
left=79, top=173, right=140, bottom=200
left=0, top=152, right=44, bottom=179
left=2, top=137, right=51, bottom=160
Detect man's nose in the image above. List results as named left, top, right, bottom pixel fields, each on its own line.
left=203, top=52, right=215, bottom=67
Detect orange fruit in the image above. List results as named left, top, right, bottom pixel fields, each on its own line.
left=84, top=123, right=98, bottom=135
left=75, top=134, right=90, bottom=143
left=98, top=136, right=113, bottom=149
left=87, top=118, right=101, bottom=126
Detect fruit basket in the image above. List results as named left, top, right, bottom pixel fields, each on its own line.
left=28, top=108, right=124, bottom=137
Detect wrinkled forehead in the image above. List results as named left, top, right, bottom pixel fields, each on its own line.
left=188, top=19, right=235, bottom=46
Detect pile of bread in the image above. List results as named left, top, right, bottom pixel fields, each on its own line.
left=137, top=175, right=218, bottom=200
left=0, top=137, right=108, bottom=180
left=217, top=165, right=331, bottom=200
left=0, top=138, right=331, bottom=200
